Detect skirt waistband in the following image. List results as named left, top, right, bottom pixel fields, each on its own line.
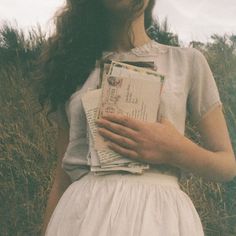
left=87, top=167, right=180, bottom=188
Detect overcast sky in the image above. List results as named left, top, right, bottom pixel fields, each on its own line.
left=0, top=0, right=236, bottom=44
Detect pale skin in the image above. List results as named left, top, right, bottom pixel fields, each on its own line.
left=96, top=0, right=236, bottom=182
left=95, top=0, right=236, bottom=182
left=41, top=0, right=236, bottom=234
left=96, top=106, right=236, bottom=183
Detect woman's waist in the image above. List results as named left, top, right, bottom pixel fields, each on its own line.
left=149, top=163, right=181, bottom=179
left=85, top=163, right=180, bottom=188
left=62, top=147, right=181, bottom=183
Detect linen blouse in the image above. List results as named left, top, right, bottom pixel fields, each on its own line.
left=52, top=40, right=223, bottom=182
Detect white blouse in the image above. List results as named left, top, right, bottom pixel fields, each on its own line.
left=52, top=40, right=223, bottom=182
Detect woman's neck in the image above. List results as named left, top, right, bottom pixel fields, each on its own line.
left=107, top=14, right=151, bottom=52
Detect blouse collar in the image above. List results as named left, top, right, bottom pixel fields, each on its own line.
left=102, top=40, right=168, bottom=59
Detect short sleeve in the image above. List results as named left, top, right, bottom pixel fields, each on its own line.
left=187, top=49, right=223, bottom=126
left=48, top=102, right=69, bottom=129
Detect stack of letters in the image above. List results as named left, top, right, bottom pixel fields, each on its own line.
left=81, top=60, right=165, bottom=175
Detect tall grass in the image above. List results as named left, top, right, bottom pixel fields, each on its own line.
left=0, top=22, right=235, bottom=236
left=0, top=22, right=56, bottom=236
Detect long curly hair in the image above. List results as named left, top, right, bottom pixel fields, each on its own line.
left=37, top=0, right=156, bottom=119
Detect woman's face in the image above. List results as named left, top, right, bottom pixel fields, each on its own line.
left=102, top=0, right=150, bottom=16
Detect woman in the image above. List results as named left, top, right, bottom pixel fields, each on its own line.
left=39, top=0, right=236, bottom=235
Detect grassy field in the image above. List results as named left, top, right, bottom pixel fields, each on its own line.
left=1, top=25, right=236, bottom=236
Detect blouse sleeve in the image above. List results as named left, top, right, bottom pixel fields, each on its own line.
left=187, top=49, right=223, bottom=126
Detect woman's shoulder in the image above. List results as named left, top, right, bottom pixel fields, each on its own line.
left=153, top=40, right=202, bottom=61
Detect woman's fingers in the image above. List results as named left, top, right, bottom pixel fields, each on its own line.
left=98, top=127, right=138, bottom=150
left=106, top=141, right=140, bottom=160
left=100, top=114, right=142, bottom=131
left=96, top=117, right=140, bottom=141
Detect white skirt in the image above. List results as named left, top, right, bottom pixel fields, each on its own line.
left=45, top=169, right=204, bottom=236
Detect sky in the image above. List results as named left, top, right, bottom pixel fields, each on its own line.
left=0, top=0, right=236, bottom=44
left=154, top=0, right=236, bottom=43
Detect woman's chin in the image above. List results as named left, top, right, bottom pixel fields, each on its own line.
left=101, top=0, right=132, bottom=13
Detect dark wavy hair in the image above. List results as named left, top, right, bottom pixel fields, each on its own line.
left=37, top=0, right=156, bottom=120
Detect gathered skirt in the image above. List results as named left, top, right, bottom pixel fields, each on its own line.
left=45, top=168, right=204, bottom=236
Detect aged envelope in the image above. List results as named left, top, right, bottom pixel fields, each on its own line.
left=81, top=89, right=131, bottom=164
left=95, top=61, right=165, bottom=150
left=81, top=60, right=165, bottom=173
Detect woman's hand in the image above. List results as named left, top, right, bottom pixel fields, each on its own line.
left=95, top=114, right=184, bottom=165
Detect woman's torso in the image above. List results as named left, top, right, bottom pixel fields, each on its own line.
left=62, top=40, right=195, bottom=182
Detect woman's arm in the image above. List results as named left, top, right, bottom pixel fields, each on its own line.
left=169, top=105, right=236, bottom=182
left=96, top=107, right=236, bottom=183
left=41, top=124, right=71, bottom=235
